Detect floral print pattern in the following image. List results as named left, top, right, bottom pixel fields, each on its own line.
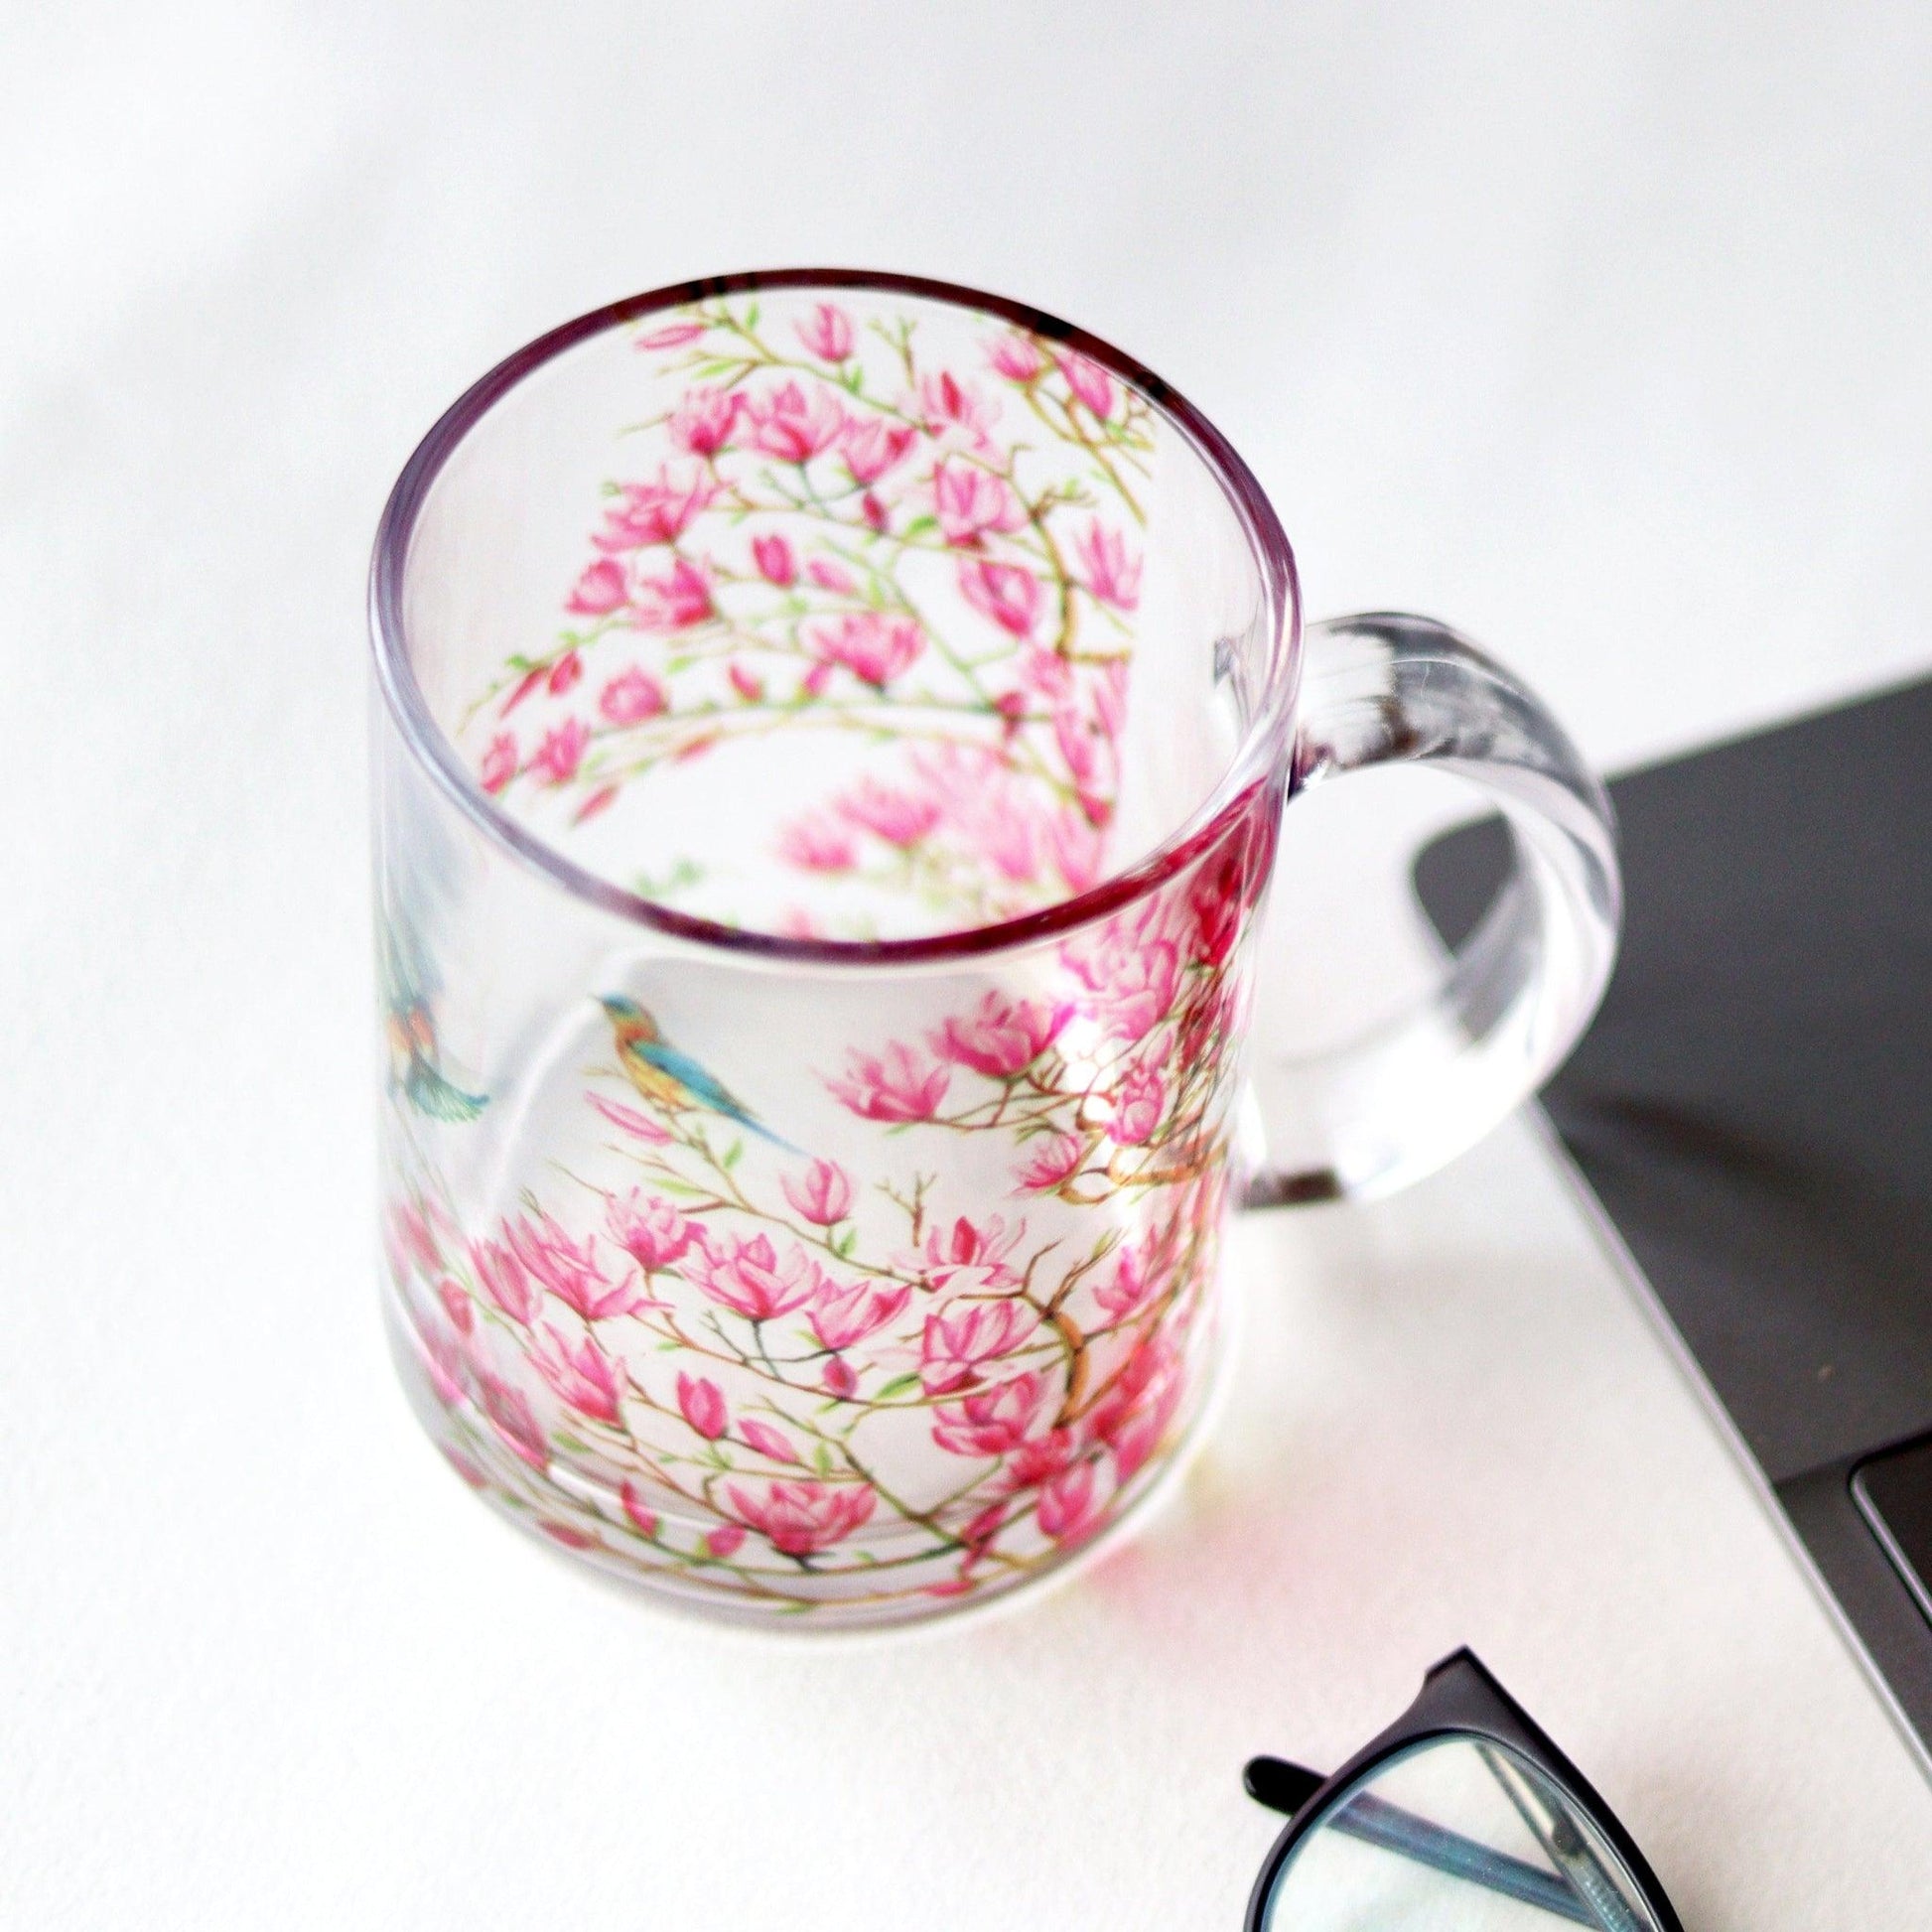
left=379, top=795, right=1275, bottom=1621
left=456, top=291, right=1156, bottom=940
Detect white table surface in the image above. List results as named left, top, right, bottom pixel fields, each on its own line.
left=7, top=4, right=1932, bottom=1926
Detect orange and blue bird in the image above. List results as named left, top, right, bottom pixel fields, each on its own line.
left=599, top=995, right=797, bottom=1151
left=382, top=920, right=486, bottom=1122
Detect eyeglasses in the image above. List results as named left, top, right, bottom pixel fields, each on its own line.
left=1243, top=1650, right=1683, bottom=1930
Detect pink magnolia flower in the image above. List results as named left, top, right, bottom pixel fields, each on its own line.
left=958, top=557, right=1042, bottom=637
left=599, top=665, right=668, bottom=726
left=931, top=1371, right=1051, bottom=1455
left=741, top=378, right=846, bottom=462
left=829, top=1042, right=951, bottom=1122
left=500, top=664, right=548, bottom=715
left=1056, top=349, right=1116, bottom=420
left=808, top=1277, right=910, bottom=1351
left=919, top=1299, right=1035, bottom=1393
left=536, top=1518, right=598, bottom=1550
left=1102, top=1351, right=1185, bottom=1484
left=1018, top=643, right=1075, bottom=701
left=638, top=319, right=706, bottom=349
left=962, top=1498, right=1009, bottom=1550
left=740, top=1418, right=802, bottom=1464
left=685, top=1230, right=827, bottom=1321
left=442, top=1446, right=487, bottom=1489
left=595, top=468, right=714, bottom=552
left=588, top=1093, right=672, bottom=1143
left=905, top=743, right=1039, bottom=884
left=667, top=384, right=739, bottom=457
left=830, top=1050, right=950, bottom=1128
left=416, top=1316, right=466, bottom=1406
left=932, top=460, right=1029, bottom=546
left=631, top=558, right=713, bottom=630
left=1096, top=1229, right=1169, bottom=1321
left=620, top=1478, right=659, bottom=1538
left=504, top=1210, right=637, bottom=1321
left=1087, top=1327, right=1183, bottom=1453
left=1109, top=1057, right=1167, bottom=1145
left=706, top=1522, right=748, bottom=1560
left=1048, top=804, right=1105, bottom=893
left=1074, top=518, right=1141, bottom=611
left=533, top=1324, right=622, bottom=1424
left=752, top=531, right=796, bottom=587
left=988, top=333, right=1045, bottom=381
left=1068, top=917, right=1181, bottom=1040
left=390, top=1202, right=440, bottom=1275
left=776, top=814, right=858, bottom=873
left=676, top=1370, right=728, bottom=1441
left=566, top=557, right=630, bottom=615
left=547, top=650, right=584, bottom=696
left=823, top=1356, right=858, bottom=1399
left=811, top=611, right=923, bottom=689
left=836, top=778, right=941, bottom=848
left=727, top=1478, right=876, bottom=1556
left=1036, top=1457, right=1106, bottom=1541
left=1013, top=1131, right=1085, bottom=1193
left=1185, top=819, right=1266, bottom=966
left=805, top=555, right=857, bottom=594
left=920, top=1215, right=1024, bottom=1293
left=480, top=732, right=517, bottom=794
left=841, top=414, right=916, bottom=484
left=862, top=489, right=889, bottom=533
left=436, top=1277, right=474, bottom=1335
left=918, top=369, right=999, bottom=444
left=606, top=1188, right=693, bottom=1272
left=480, top=1374, right=547, bottom=1470
left=729, top=662, right=763, bottom=702
left=1052, top=693, right=1109, bottom=795
left=1013, top=1429, right=1079, bottom=1492
left=795, top=301, right=854, bottom=362
left=931, top=992, right=1064, bottom=1079
left=529, top=717, right=589, bottom=785
left=470, top=1234, right=539, bottom=1325
left=781, top=1157, right=854, bottom=1226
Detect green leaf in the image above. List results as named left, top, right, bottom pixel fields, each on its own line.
left=875, top=1371, right=921, bottom=1400
left=813, top=1442, right=835, bottom=1474
left=722, top=1141, right=743, bottom=1171
left=745, top=301, right=759, bottom=329
left=899, top=514, right=937, bottom=539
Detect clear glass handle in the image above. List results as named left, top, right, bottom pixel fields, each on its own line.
left=1245, top=613, right=1621, bottom=1205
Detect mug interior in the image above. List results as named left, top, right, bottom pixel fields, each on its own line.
left=374, top=270, right=1300, bottom=951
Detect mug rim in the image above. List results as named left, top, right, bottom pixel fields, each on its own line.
left=368, top=266, right=1303, bottom=966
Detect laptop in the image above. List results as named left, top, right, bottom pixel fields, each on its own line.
left=1416, top=677, right=1932, bottom=1758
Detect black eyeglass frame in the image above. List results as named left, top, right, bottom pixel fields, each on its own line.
left=1242, top=1648, right=1684, bottom=1931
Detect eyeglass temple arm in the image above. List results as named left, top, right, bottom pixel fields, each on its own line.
left=1475, top=1743, right=1647, bottom=1932
left=1243, top=1756, right=1594, bottom=1927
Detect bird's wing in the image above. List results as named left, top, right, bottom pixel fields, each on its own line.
left=404, top=1054, right=488, bottom=1122
left=639, top=1040, right=754, bottom=1120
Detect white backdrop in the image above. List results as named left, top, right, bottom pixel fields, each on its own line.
left=7, top=5, right=1932, bottom=1927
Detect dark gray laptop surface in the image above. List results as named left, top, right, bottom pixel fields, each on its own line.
left=1416, top=678, right=1932, bottom=1749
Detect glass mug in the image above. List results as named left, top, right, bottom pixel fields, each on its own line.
left=370, top=270, right=1618, bottom=1626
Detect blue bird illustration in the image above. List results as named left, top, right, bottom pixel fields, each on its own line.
left=599, top=995, right=797, bottom=1151
left=381, top=921, right=486, bottom=1123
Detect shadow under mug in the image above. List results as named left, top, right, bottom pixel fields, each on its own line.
left=370, top=270, right=1619, bottom=1626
